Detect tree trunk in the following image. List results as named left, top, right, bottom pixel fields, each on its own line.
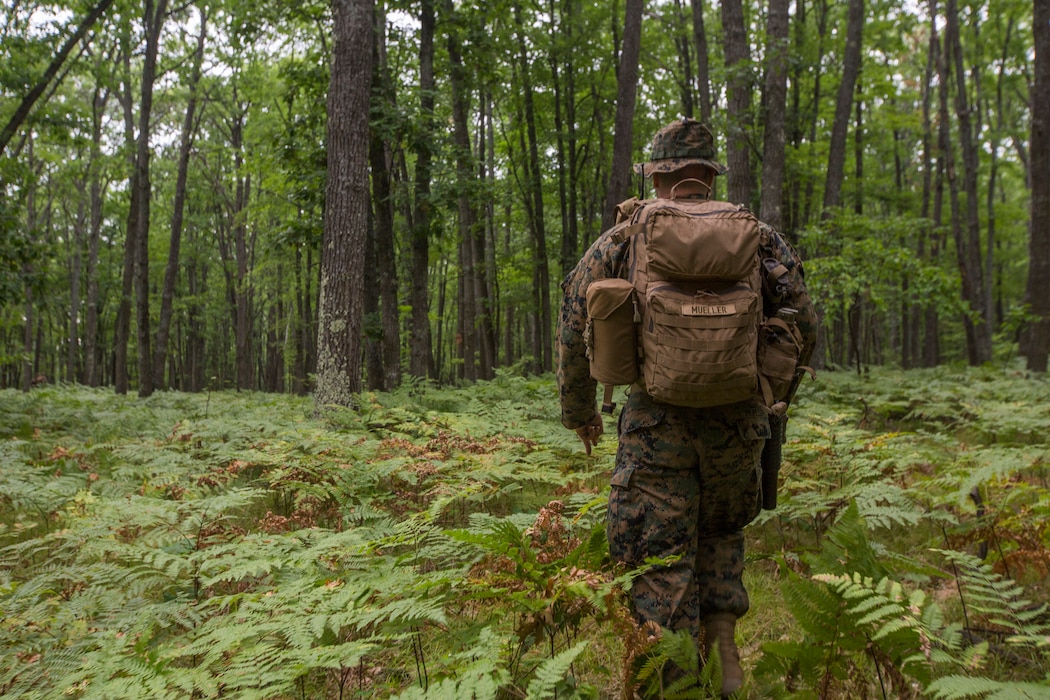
left=368, top=1, right=400, bottom=391
left=759, top=0, right=789, bottom=229
left=83, top=83, right=107, bottom=387
left=314, top=0, right=372, bottom=409
left=408, top=0, right=436, bottom=380
left=945, top=0, right=993, bottom=364
left=132, top=0, right=169, bottom=398
left=601, top=0, right=642, bottom=231
left=672, top=0, right=695, bottom=118
left=68, top=194, right=84, bottom=384
left=911, top=4, right=939, bottom=370
left=721, top=0, right=753, bottom=207
left=153, top=9, right=205, bottom=390
left=822, top=0, right=863, bottom=217
left=1025, top=0, right=1050, bottom=371
left=113, top=21, right=138, bottom=395
left=690, top=0, right=712, bottom=124
left=513, top=0, right=553, bottom=373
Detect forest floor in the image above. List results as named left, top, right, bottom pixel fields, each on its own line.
left=1, top=365, right=1049, bottom=698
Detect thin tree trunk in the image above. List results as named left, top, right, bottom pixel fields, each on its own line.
left=408, top=0, right=436, bottom=379
left=601, top=0, right=643, bottom=231
left=672, top=0, right=695, bottom=118
left=759, top=0, right=789, bottom=229
left=113, top=19, right=139, bottom=395
left=722, top=0, right=753, bottom=207
left=945, top=0, right=993, bottom=364
left=822, top=0, right=863, bottom=217
left=153, top=11, right=205, bottom=390
left=691, top=0, right=712, bottom=124
left=67, top=195, right=84, bottom=383
left=513, top=0, right=553, bottom=373
left=368, top=1, right=400, bottom=391
left=83, top=78, right=108, bottom=387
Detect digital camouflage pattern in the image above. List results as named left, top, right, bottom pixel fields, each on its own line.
left=556, top=199, right=817, bottom=640
left=632, top=118, right=729, bottom=177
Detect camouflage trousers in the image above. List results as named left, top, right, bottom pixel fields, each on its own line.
left=607, top=390, right=769, bottom=637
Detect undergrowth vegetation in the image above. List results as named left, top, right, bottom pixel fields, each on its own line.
left=1, top=366, right=1048, bottom=699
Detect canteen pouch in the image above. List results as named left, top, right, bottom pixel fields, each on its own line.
left=585, top=277, right=639, bottom=385
left=756, top=315, right=803, bottom=404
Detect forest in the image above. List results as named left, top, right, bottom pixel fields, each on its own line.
left=3, top=1, right=1050, bottom=697
left=0, top=0, right=1047, bottom=397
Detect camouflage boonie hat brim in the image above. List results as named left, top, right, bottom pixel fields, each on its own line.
left=633, top=118, right=728, bottom=177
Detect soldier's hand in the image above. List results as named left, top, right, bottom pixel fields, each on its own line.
left=574, top=416, right=604, bottom=455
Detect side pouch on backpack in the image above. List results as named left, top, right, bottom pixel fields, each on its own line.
left=585, top=278, right=639, bottom=385
left=756, top=314, right=804, bottom=405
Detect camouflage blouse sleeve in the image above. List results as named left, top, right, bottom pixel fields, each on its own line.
left=556, top=226, right=632, bottom=430
left=758, top=222, right=819, bottom=370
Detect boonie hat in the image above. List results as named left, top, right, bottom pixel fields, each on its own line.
left=633, top=118, right=727, bottom=177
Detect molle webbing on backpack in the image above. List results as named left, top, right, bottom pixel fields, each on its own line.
left=629, top=199, right=762, bottom=408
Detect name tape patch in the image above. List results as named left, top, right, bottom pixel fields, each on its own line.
left=682, top=302, right=736, bottom=316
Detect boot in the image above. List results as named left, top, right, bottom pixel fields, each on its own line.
left=703, top=613, right=743, bottom=697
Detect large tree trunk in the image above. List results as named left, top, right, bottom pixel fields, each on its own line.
left=132, top=0, right=169, bottom=398
left=601, top=0, right=642, bottom=231
left=759, top=0, right=789, bottom=229
left=721, top=0, right=753, bottom=207
left=314, top=0, right=372, bottom=409
left=1024, top=0, right=1050, bottom=371
left=153, top=9, right=205, bottom=390
left=408, top=0, right=436, bottom=380
left=821, top=0, right=863, bottom=217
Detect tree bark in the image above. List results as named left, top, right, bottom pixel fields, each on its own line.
left=131, top=0, right=169, bottom=397
left=672, top=0, right=695, bottom=118
left=314, top=0, right=372, bottom=409
left=83, top=81, right=108, bottom=387
left=513, top=0, right=553, bottom=373
left=408, top=0, right=436, bottom=380
left=601, top=0, right=642, bottom=231
left=721, top=0, right=753, bottom=207
left=1024, top=0, right=1050, bottom=371
left=114, top=19, right=138, bottom=395
left=367, top=1, right=400, bottom=391
left=822, top=0, right=863, bottom=217
left=945, top=0, right=993, bottom=364
left=153, top=9, right=205, bottom=390
left=691, top=0, right=712, bottom=124
left=759, top=0, right=789, bottom=229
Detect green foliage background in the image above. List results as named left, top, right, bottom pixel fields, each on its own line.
left=2, top=366, right=1049, bottom=698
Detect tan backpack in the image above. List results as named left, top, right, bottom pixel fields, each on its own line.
left=585, top=196, right=804, bottom=412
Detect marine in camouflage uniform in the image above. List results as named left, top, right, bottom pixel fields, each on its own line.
left=556, top=118, right=817, bottom=696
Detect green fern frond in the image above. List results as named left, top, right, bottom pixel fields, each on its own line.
left=523, top=641, right=588, bottom=700
left=926, top=675, right=1050, bottom=699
